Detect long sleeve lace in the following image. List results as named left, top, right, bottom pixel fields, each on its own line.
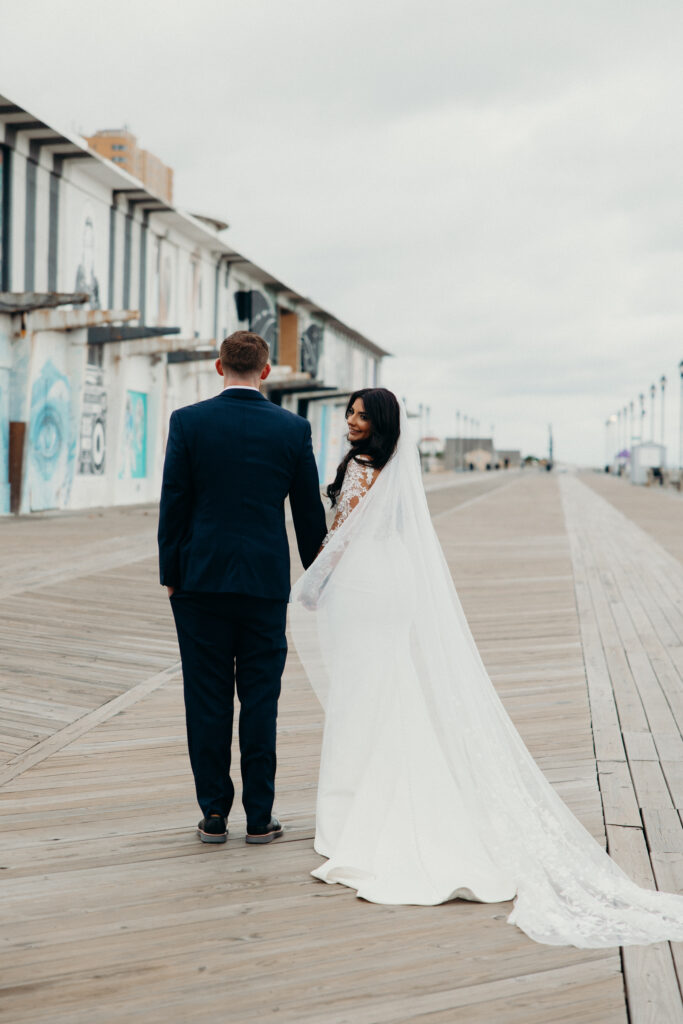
left=322, top=458, right=379, bottom=546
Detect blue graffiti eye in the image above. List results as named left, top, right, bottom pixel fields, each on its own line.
left=33, top=407, right=62, bottom=464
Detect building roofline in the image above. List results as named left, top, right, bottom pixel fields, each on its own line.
left=0, top=89, right=390, bottom=358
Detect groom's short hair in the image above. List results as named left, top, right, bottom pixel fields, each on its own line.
left=220, top=331, right=270, bottom=375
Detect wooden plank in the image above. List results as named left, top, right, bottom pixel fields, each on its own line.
left=562, top=476, right=683, bottom=1017
left=607, top=824, right=683, bottom=1024
left=0, top=475, right=630, bottom=1024
left=662, top=760, right=683, bottom=809
left=623, top=731, right=659, bottom=761
left=642, top=809, right=683, bottom=854
left=630, top=760, right=676, bottom=812
left=598, top=761, right=642, bottom=827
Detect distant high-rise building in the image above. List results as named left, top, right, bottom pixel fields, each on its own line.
left=84, top=129, right=173, bottom=203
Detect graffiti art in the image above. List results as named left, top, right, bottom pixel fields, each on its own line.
left=78, top=367, right=107, bottom=475
left=234, top=289, right=278, bottom=351
left=28, top=359, right=75, bottom=510
left=74, top=213, right=101, bottom=310
left=118, top=390, right=147, bottom=480
left=301, top=324, right=323, bottom=377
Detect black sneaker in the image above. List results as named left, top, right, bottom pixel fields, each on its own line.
left=246, top=817, right=283, bottom=845
left=197, top=814, right=228, bottom=844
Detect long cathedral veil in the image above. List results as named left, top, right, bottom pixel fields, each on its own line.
left=290, top=403, right=683, bottom=947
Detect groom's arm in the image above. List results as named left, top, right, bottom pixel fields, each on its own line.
left=289, top=421, right=327, bottom=569
left=158, top=410, right=192, bottom=589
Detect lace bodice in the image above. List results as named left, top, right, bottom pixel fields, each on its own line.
left=322, top=457, right=378, bottom=546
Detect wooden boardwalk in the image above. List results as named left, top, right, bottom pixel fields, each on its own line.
left=0, top=471, right=681, bottom=1022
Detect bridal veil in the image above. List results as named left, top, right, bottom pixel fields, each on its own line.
left=290, top=403, right=683, bottom=947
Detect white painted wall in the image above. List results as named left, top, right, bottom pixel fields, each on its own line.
left=0, top=129, right=384, bottom=514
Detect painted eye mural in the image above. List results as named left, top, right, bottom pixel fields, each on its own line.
left=234, top=289, right=278, bottom=355
left=28, top=360, right=75, bottom=510
left=301, top=324, right=323, bottom=377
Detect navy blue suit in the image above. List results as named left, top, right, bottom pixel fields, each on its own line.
left=158, top=387, right=327, bottom=829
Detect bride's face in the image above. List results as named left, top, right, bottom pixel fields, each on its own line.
left=347, top=399, right=372, bottom=443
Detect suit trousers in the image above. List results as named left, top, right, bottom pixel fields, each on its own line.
left=170, top=590, right=288, bottom=831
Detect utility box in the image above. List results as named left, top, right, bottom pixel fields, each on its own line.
left=630, top=442, right=666, bottom=485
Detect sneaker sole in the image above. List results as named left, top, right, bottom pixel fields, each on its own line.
left=197, top=829, right=228, bottom=844
left=245, top=829, right=283, bottom=845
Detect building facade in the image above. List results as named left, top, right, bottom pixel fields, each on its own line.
left=443, top=437, right=521, bottom=471
left=0, top=92, right=387, bottom=516
left=84, top=129, right=174, bottom=205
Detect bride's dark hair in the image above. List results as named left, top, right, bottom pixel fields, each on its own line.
left=326, top=387, right=401, bottom=507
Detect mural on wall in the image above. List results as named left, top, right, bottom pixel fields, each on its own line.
left=28, top=360, right=75, bottom=510
left=159, top=245, right=174, bottom=325
left=74, top=206, right=101, bottom=309
left=301, top=324, right=323, bottom=377
left=0, top=148, right=4, bottom=288
left=149, top=236, right=161, bottom=325
left=0, top=380, right=8, bottom=515
left=315, top=403, right=329, bottom=479
left=189, top=257, right=203, bottom=338
left=118, top=390, right=147, bottom=479
left=234, top=289, right=278, bottom=354
left=77, top=367, right=107, bottom=475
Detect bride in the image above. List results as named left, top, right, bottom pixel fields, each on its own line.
left=290, top=386, right=683, bottom=948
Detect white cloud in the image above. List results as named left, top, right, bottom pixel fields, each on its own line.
left=2, top=0, right=683, bottom=463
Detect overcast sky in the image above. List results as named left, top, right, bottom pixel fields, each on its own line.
left=3, top=0, right=683, bottom=464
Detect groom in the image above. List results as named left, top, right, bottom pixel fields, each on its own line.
left=158, top=331, right=327, bottom=844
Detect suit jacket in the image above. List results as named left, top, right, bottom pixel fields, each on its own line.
left=158, top=388, right=327, bottom=600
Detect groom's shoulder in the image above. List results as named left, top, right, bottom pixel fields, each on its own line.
left=170, top=395, right=309, bottom=434
left=169, top=395, right=221, bottom=424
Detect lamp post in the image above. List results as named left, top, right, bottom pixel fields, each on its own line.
left=649, top=383, right=656, bottom=442
left=605, top=414, right=617, bottom=470
left=639, top=392, right=646, bottom=442
left=455, top=410, right=461, bottom=470
left=660, top=375, right=666, bottom=448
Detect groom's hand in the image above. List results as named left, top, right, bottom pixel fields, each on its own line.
left=166, top=586, right=175, bottom=598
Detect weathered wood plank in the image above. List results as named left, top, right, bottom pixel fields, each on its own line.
left=598, top=761, right=642, bottom=827
left=0, top=474, right=629, bottom=1024
left=607, top=824, right=682, bottom=1024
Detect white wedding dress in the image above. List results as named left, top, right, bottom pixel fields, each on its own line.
left=290, top=406, right=683, bottom=947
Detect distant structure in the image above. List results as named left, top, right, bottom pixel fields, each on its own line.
left=84, top=129, right=174, bottom=203
left=497, top=449, right=522, bottom=469
left=443, top=437, right=521, bottom=471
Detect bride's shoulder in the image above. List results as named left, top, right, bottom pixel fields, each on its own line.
left=346, top=455, right=380, bottom=487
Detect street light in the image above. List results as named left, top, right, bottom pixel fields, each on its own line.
left=649, top=383, right=656, bottom=442
left=660, top=375, right=666, bottom=447
left=605, top=414, right=617, bottom=469
left=639, top=392, right=645, bottom=442
left=455, top=410, right=461, bottom=470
